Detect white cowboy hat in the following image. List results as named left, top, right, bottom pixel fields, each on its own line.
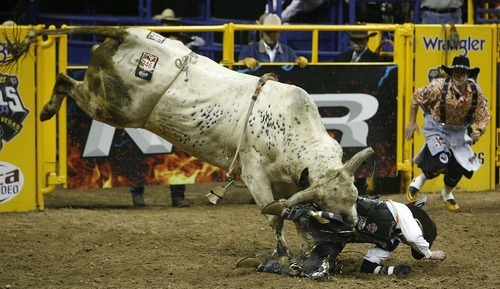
left=153, top=8, right=181, bottom=22
left=262, top=14, right=282, bottom=26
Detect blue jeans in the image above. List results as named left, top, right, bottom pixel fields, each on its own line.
left=421, top=10, right=462, bottom=24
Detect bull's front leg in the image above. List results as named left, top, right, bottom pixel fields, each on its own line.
left=266, top=214, right=294, bottom=257
left=40, top=73, right=78, bottom=121
left=240, top=165, right=293, bottom=258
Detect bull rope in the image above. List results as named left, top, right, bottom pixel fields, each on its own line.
left=141, top=52, right=197, bottom=128
left=225, top=72, right=278, bottom=181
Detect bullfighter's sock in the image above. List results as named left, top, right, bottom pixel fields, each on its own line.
left=360, top=260, right=411, bottom=276
left=441, top=184, right=455, bottom=201
left=411, top=173, right=427, bottom=190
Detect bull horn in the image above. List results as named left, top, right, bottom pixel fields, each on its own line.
left=284, top=188, right=317, bottom=208
left=344, top=147, right=374, bottom=176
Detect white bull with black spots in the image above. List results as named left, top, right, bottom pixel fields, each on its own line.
left=3, top=26, right=373, bottom=255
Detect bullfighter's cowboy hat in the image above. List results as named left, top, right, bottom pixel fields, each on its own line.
left=408, top=206, right=437, bottom=260
left=153, top=8, right=182, bottom=22
left=441, top=56, right=480, bottom=78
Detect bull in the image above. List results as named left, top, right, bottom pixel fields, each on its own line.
left=2, top=26, right=373, bottom=255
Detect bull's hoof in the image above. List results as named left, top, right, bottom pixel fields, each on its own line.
left=261, top=201, right=285, bottom=216
left=235, top=257, right=262, bottom=268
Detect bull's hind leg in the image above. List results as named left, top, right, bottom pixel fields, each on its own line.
left=40, top=73, right=78, bottom=121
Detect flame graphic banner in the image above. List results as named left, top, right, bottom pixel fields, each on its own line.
left=66, top=65, right=398, bottom=189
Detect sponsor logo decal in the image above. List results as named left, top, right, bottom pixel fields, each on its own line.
left=135, top=52, right=159, bottom=81
left=439, top=152, right=449, bottom=164
left=0, top=73, right=30, bottom=150
left=357, top=216, right=367, bottom=230
left=0, top=162, right=24, bottom=204
left=366, top=223, right=378, bottom=233
left=422, top=36, right=486, bottom=57
left=146, top=32, right=166, bottom=44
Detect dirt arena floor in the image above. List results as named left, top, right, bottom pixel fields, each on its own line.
left=1, top=183, right=498, bottom=289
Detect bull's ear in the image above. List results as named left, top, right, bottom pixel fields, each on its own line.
left=299, top=168, right=310, bottom=189
left=285, top=188, right=317, bottom=207
left=344, top=147, right=374, bottom=175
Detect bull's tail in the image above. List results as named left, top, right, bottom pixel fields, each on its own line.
left=1, top=26, right=128, bottom=67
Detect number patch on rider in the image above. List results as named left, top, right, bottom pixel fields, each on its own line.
left=135, top=52, right=159, bottom=81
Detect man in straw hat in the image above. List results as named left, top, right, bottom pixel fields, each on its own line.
left=237, top=196, right=445, bottom=279
left=334, top=30, right=382, bottom=62
left=405, top=56, right=490, bottom=211
left=238, top=13, right=308, bottom=70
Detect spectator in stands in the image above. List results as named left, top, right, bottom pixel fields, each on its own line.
left=333, top=29, right=383, bottom=195
left=152, top=8, right=206, bottom=51
left=265, top=0, right=331, bottom=24
left=238, top=13, right=308, bottom=70
left=333, top=30, right=381, bottom=63
left=130, top=8, right=202, bottom=208
left=420, top=0, right=464, bottom=24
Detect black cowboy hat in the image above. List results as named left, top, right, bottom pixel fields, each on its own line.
left=408, top=206, right=437, bottom=260
left=441, top=56, right=480, bottom=78
left=346, top=31, right=377, bottom=39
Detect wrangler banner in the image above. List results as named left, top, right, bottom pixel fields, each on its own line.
left=66, top=65, right=398, bottom=189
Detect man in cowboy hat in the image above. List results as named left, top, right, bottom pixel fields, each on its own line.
left=334, top=30, right=382, bottom=62
left=405, top=56, right=490, bottom=211
left=333, top=29, right=383, bottom=195
left=238, top=13, right=308, bottom=70
left=237, top=196, right=445, bottom=279
left=152, top=8, right=205, bottom=50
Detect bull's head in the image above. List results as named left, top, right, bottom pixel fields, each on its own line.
left=284, top=147, right=374, bottom=227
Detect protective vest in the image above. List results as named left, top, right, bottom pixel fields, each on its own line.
left=440, top=78, right=478, bottom=126
left=354, top=197, right=401, bottom=251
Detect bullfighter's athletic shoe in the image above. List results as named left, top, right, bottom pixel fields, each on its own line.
left=406, top=179, right=421, bottom=202
left=444, top=199, right=460, bottom=211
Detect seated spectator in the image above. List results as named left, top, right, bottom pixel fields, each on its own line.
left=333, top=29, right=383, bottom=194
left=238, top=13, right=308, bottom=70
left=153, top=8, right=205, bottom=50
left=333, top=30, right=382, bottom=63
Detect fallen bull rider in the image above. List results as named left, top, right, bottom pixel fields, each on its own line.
left=236, top=196, right=446, bottom=279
